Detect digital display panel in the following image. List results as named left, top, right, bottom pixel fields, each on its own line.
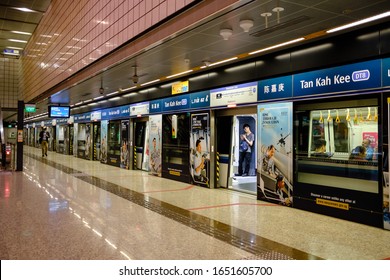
left=48, top=105, right=70, bottom=118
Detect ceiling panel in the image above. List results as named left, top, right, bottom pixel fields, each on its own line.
left=3, top=0, right=390, bottom=120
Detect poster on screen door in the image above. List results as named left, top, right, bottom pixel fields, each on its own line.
left=148, top=115, right=162, bottom=176
left=257, top=102, right=293, bottom=207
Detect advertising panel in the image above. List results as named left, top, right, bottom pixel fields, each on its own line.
left=257, top=102, right=293, bottom=206
left=100, top=120, right=108, bottom=164
left=190, top=113, right=210, bottom=187
left=149, top=115, right=162, bottom=176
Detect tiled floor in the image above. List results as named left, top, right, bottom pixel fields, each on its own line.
left=0, top=146, right=389, bottom=260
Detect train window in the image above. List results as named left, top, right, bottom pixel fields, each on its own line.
left=295, top=103, right=379, bottom=194
left=309, top=107, right=378, bottom=161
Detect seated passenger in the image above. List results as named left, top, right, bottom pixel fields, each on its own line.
left=362, top=138, right=374, bottom=161
left=349, top=145, right=367, bottom=161
left=312, top=139, right=331, bottom=157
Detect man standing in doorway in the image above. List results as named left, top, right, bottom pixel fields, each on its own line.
left=238, top=123, right=254, bottom=176
left=39, top=127, right=50, bottom=157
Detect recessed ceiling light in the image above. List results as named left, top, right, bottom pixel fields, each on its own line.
left=8, top=39, right=27, bottom=43
left=11, top=31, right=32, bottom=35
left=327, top=11, right=390, bottom=33
left=13, top=7, right=36, bottom=12
left=6, top=46, right=23, bottom=50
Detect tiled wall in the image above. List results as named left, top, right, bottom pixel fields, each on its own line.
left=20, top=0, right=195, bottom=102
left=0, top=56, right=20, bottom=108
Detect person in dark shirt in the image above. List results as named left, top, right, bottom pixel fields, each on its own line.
left=39, top=127, right=50, bottom=157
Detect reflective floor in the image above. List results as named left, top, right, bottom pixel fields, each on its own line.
left=0, top=146, right=390, bottom=260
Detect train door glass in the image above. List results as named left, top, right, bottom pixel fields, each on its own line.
left=142, top=121, right=150, bottom=171
left=107, top=121, right=121, bottom=167
left=93, top=123, right=101, bottom=161
left=69, top=125, right=74, bottom=155
left=384, top=95, right=390, bottom=230
left=120, top=120, right=129, bottom=169
left=295, top=99, right=381, bottom=227
left=85, top=124, right=92, bottom=160
left=133, top=122, right=146, bottom=170
left=63, top=126, right=69, bottom=154
left=229, top=115, right=257, bottom=194
left=216, top=116, right=232, bottom=188
left=58, top=125, right=65, bottom=153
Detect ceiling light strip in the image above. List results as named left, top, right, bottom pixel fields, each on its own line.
left=11, top=31, right=32, bottom=35
left=327, top=11, right=390, bottom=33
left=249, top=37, right=305, bottom=55
left=209, top=57, right=238, bottom=67
left=106, top=91, right=119, bottom=96
left=140, top=79, right=160, bottom=86
left=8, top=39, right=27, bottom=43
left=166, top=69, right=193, bottom=79
left=121, top=86, right=137, bottom=91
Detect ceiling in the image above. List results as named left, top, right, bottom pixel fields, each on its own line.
left=0, top=0, right=51, bottom=53
left=0, top=0, right=51, bottom=121
left=2, top=0, right=390, bottom=121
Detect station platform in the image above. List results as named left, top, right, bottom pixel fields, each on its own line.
left=0, top=146, right=389, bottom=260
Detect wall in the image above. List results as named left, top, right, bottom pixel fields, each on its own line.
left=20, top=0, right=198, bottom=102
left=0, top=56, right=19, bottom=109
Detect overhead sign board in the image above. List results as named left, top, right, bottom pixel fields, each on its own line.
left=210, top=81, right=257, bottom=107
left=258, top=76, right=293, bottom=100
left=172, top=81, right=189, bottom=94
left=24, top=104, right=36, bottom=113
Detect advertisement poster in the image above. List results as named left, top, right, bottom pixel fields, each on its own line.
left=120, top=121, right=129, bottom=169
left=190, top=113, right=210, bottom=188
left=149, top=115, right=162, bottom=176
left=100, top=120, right=108, bottom=164
left=257, top=102, right=293, bottom=206
left=73, top=123, right=78, bottom=157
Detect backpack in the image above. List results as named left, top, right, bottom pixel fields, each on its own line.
left=240, top=140, right=249, bottom=152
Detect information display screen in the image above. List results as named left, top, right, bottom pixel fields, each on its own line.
left=48, top=105, right=70, bottom=118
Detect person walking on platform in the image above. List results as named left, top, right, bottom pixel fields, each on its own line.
left=39, top=127, right=50, bottom=157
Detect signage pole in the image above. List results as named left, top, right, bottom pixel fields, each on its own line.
left=16, top=100, right=24, bottom=171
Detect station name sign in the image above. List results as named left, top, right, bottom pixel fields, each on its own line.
left=293, top=60, right=381, bottom=97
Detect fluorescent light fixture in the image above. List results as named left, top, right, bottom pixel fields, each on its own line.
left=88, top=102, right=98, bottom=106
left=13, top=7, right=35, bottom=12
left=108, top=97, right=121, bottom=101
left=249, top=37, right=305, bottom=55
left=75, top=102, right=83, bottom=106
left=93, top=96, right=104, bottom=100
left=84, top=99, right=93, bottom=103
left=121, top=86, right=137, bottom=91
left=106, top=91, right=119, bottom=96
left=166, top=69, right=193, bottom=79
left=8, top=39, right=27, bottom=43
left=11, top=31, right=32, bottom=35
left=327, top=11, right=390, bottom=33
left=140, top=79, right=160, bottom=86
left=6, top=46, right=23, bottom=50
left=209, top=57, right=238, bottom=67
